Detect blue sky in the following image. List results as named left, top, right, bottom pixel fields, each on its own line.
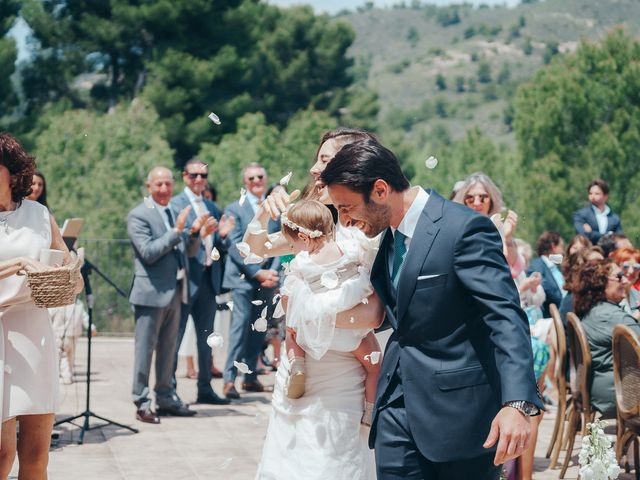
left=266, top=0, right=521, bottom=14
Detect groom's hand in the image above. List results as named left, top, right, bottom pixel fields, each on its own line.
left=483, top=406, right=531, bottom=465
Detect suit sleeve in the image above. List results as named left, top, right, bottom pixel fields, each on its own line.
left=224, top=203, right=263, bottom=279
left=211, top=201, right=230, bottom=253
left=453, top=214, right=542, bottom=408
left=573, top=208, right=599, bottom=243
left=613, top=214, right=624, bottom=234
left=127, top=210, right=181, bottom=266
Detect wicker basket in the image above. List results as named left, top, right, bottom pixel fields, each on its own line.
left=25, top=253, right=83, bottom=309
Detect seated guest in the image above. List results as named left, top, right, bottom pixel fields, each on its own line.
left=610, top=247, right=640, bottom=319
left=574, top=259, right=639, bottom=419
left=559, top=246, right=605, bottom=325
left=573, top=178, right=623, bottom=244
left=566, top=234, right=592, bottom=256
left=598, top=232, right=633, bottom=258
left=527, top=232, right=566, bottom=317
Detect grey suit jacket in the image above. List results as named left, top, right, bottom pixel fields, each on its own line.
left=127, top=201, right=199, bottom=308
left=222, top=199, right=281, bottom=291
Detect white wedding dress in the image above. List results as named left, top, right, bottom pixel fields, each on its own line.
left=255, top=227, right=377, bottom=480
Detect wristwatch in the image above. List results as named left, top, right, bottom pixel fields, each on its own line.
left=504, top=400, right=540, bottom=416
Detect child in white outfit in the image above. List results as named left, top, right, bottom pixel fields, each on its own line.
left=279, top=200, right=381, bottom=425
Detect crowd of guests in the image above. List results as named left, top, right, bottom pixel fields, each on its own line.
left=0, top=125, right=638, bottom=478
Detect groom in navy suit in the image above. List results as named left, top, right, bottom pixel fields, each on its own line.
left=321, top=140, right=543, bottom=480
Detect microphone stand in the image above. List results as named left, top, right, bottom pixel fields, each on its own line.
left=54, top=259, right=139, bottom=444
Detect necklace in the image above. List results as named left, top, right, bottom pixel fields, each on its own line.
left=0, top=202, right=18, bottom=234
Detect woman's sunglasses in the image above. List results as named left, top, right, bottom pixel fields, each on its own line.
left=464, top=194, right=490, bottom=204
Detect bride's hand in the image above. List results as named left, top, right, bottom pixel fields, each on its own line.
left=262, top=189, right=301, bottom=220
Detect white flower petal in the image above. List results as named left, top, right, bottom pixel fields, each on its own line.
left=264, top=241, right=273, bottom=250
left=251, top=300, right=264, bottom=306
left=208, top=112, right=221, bottom=125
left=273, top=300, right=285, bottom=318
left=206, top=332, right=224, bottom=349
left=267, top=233, right=280, bottom=242
left=4, top=365, right=12, bottom=374
left=361, top=297, right=369, bottom=305
left=272, top=293, right=281, bottom=305
left=234, top=361, right=253, bottom=374
left=549, top=254, right=563, bottom=265
left=236, top=242, right=251, bottom=257
left=366, top=351, right=381, bottom=364
left=210, top=247, right=220, bottom=262
left=261, top=306, right=268, bottom=318
left=239, top=188, right=247, bottom=206
left=279, top=171, right=293, bottom=186
left=218, top=457, right=233, bottom=470
left=143, top=196, right=154, bottom=209
left=425, top=156, right=438, bottom=169
left=247, top=221, right=266, bottom=235
left=253, top=317, right=268, bottom=332
left=239, top=274, right=245, bottom=280
left=320, top=271, right=339, bottom=290
left=349, top=316, right=355, bottom=324
left=244, top=253, right=264, bottom=265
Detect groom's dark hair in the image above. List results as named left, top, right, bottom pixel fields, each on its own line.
left=320, top=139, right=410, bottom=202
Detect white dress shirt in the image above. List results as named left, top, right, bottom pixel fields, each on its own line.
left=387, top=187, right=430, bottom=274
left=591, top=204, right=611, bottom=235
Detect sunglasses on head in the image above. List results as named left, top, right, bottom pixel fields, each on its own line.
left=248, top=175, right=264, bottom=182
left=464, top=194, right=490, bottom=204
left=622, top=262, right=640, bottom=270
left=186, top=172, right=208, bottom=180
left=608, top=271, right=625, bottom=282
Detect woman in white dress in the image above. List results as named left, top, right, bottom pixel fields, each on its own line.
left=245, top=129, right=384, bottom=480
left=0, top=133, right=82, bottom=479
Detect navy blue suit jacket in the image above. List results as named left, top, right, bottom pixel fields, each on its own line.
left=527, top=257, right=562, bottom=318
left=170, top=191, right=229, bottom=302
left=369, top=190, right=542, bottom=462
left=573, top=205, right=623, bottom=244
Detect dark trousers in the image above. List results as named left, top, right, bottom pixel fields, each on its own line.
left=132, top=289, right=181, bottom=410
left=175, top=271, right=218, bottom=397
left=223, top=287, right=274, bottom=383
left=375, top=398, right=501, bottom=480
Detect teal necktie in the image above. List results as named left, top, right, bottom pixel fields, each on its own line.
left=392, top=230, right=407, bottom=286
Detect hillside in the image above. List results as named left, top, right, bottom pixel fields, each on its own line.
left=341, top=0, right=640, bottom=147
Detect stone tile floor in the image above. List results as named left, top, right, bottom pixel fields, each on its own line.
left=8, top=337, right=635, bottom=479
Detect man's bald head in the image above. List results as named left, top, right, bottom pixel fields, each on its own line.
left=146, top=166, right=175, bottom=206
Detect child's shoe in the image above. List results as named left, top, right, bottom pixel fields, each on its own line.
left=361, top=401, right=374, bottom=427
left=285, top=357, right=306, bottom=399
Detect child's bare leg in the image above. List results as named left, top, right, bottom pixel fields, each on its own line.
left=285, top=328, right=306, bottom=399
left=352, top=332, right=382, bottom=404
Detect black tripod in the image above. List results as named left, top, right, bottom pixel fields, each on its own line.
left=54, top=259, right=139, bottom=444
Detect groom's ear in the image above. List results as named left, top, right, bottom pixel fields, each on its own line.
left=371, top=179, right=390, bottom=203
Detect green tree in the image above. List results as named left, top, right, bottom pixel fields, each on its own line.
left=435, top=73, right=447, bottom=91
left=523, top=37, right=533, bottom=55
left=514, top=29, right=640, bottom=242
left=406, top=26, right=419, bottom=47
left=455, top=75, right=465, bottom=93
left=543, top=40, right=560, bottom=64
left=497, top=63, right=511, bottom=84
left=477, top=60, right=492, bottom=83
left=0, top=1, right=20, bottom=117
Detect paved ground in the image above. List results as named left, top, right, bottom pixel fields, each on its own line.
left=8, top=337, right=634, bottom=479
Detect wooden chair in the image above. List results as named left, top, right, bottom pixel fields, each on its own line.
left=545, top=304, right=569, bottom=469
left=560, top=312, right=594, bottom=479
left=612, top=324, right=640, bottom=479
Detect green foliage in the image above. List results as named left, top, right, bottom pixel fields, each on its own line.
left=543, top=40, right=560, bottom=64
left=455, top=75, right=465, bottom=93
left=477, top=60, right=492, bottom=83
left=406, top=26, right=419, bottom=47
left=435, top=7, right=460, bottom=27
left=34, top=100, right=174, bottom=239
left=497, top=63, right=511, bottom=84
left=0, top=1, right=20, bottom=116
left=198, top=109, right=337, bottom=207
left=435, top=73, right=447, bottom=91
left=514, top=28, right=640, bottom=243
left=523, top=37, right=534, bottom=55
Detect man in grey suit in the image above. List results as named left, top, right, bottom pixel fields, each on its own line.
left=127, top=166, right=206, bottom=423
left=222, top=163, right=280, bottom=399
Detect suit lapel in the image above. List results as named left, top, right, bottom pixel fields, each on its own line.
left=371, top=228, right=396, bottom=320
left=396, top=190, right=443, bottom=323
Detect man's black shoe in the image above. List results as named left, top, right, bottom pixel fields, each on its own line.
left=156, top=403, right=197, bottom=417
left=196, top=392, right=231, bottom=405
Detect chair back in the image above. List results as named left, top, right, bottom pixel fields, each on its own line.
left=566, top=312, right=592, bottom=412
left=549, top=304, right=567, bottom=385
left=612, top=324, right=640, bottom=421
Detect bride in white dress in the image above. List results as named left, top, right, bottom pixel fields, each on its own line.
left=244, top=129, right=384, bottom=479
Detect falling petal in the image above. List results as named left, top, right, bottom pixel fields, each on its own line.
left=206, top=332, right=224, bottom=349
left=260, top=306, right=268, bottom=318
left=227, top=301, right=234, bottom=311
left=239, top=188, right=247, bottom=206
left=253, top=317, right=268, bottom=332
left=247, top=221, right=266, bottom=235
left=234, top=361, right=253, bottom=374
left=143, top=196, right=155, bottom=209
left=279, top=171, right=293, bottom=186
left=349, top=317, right=356, bottom=324
left=239, top=274, right=245, bottom=280
left=251, top=300, right=264, bottom=306
left=425, top=156, right=438, bottom=169
left=41, top=337, right=45, bottom=347
left=218, top=458, right=233, bottom=470
left=549, top=254, right=563, bottom=265
left=364, top=351, right=381, bottom=364
left=273, top=300, right=285, bottom=318
left=320, top=271, right=339, bottom=290
left=272, top=293, right=281, bottom=305
left=264, top=241, right=273, bottom=250
left=236, top=242, right=251, bottom=257
left=361, top=297, right=369, bottom=305
left=267, top=233, right=280, bottom=242
left=208, top=112, right=221, bottom=125
left=210, top=247, right=220, bottom=262
left=4, top=365, right=12, bottom=374
left=244, top=253, right=264, bottom=265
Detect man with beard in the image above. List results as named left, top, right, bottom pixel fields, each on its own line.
left=320, top=140, right=543, bottom=480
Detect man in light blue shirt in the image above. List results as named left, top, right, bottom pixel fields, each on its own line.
left=573, top=178, right=623, bottom=244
